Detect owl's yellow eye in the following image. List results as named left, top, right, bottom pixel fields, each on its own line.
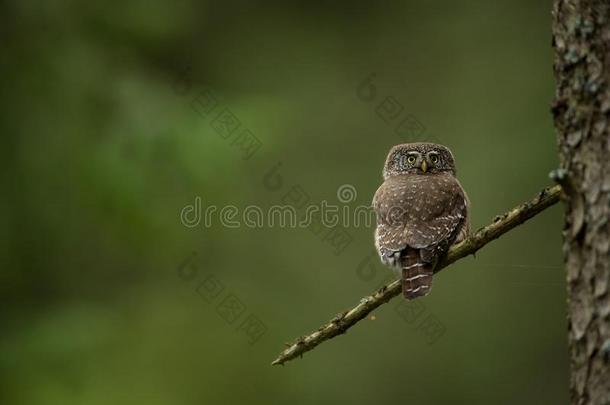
left=406, top=155, right=416, bottom=164
left=430, top=155, right=439, bottom=164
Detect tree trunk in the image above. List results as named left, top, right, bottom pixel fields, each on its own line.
left=552, top=1, right=610, bottom=404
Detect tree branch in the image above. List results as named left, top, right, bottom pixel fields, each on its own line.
left=272, top=184, right=562, bottom=366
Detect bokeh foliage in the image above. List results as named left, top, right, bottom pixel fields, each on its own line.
left=1, top=1, right=567, bottom=404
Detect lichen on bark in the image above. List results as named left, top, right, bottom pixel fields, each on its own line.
left=552, top=1, right=610, bottom=403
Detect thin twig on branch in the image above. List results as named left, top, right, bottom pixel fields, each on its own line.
left=272, top=184, right=562, bottom=366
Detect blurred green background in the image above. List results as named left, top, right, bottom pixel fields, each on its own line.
left=1, top=1, right=567, bottom=404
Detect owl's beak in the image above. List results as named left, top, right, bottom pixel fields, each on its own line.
left=420, top=160, right=427, bottom=173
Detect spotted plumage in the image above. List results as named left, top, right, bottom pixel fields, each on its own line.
left=373, top=143, right=469, bottom=299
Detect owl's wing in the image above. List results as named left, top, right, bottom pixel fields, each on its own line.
left=373, top=174, right=468, bottom=253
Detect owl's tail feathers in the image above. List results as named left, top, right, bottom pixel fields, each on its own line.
left=401, top=250, right=433, bottom=300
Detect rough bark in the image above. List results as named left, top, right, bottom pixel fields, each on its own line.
left=552, top=1, right=610, bottom=404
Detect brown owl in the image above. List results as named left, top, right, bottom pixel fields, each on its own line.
left=373, top=143, right=469, bottom=300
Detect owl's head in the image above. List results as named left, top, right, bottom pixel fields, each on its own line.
left=382, top=143, right=457, bottom=179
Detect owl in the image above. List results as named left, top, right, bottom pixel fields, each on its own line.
left=373, top=143, right=469, bottom=300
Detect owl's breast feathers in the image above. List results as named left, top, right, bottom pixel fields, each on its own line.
left=373, top=172, right=469, bottom=253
